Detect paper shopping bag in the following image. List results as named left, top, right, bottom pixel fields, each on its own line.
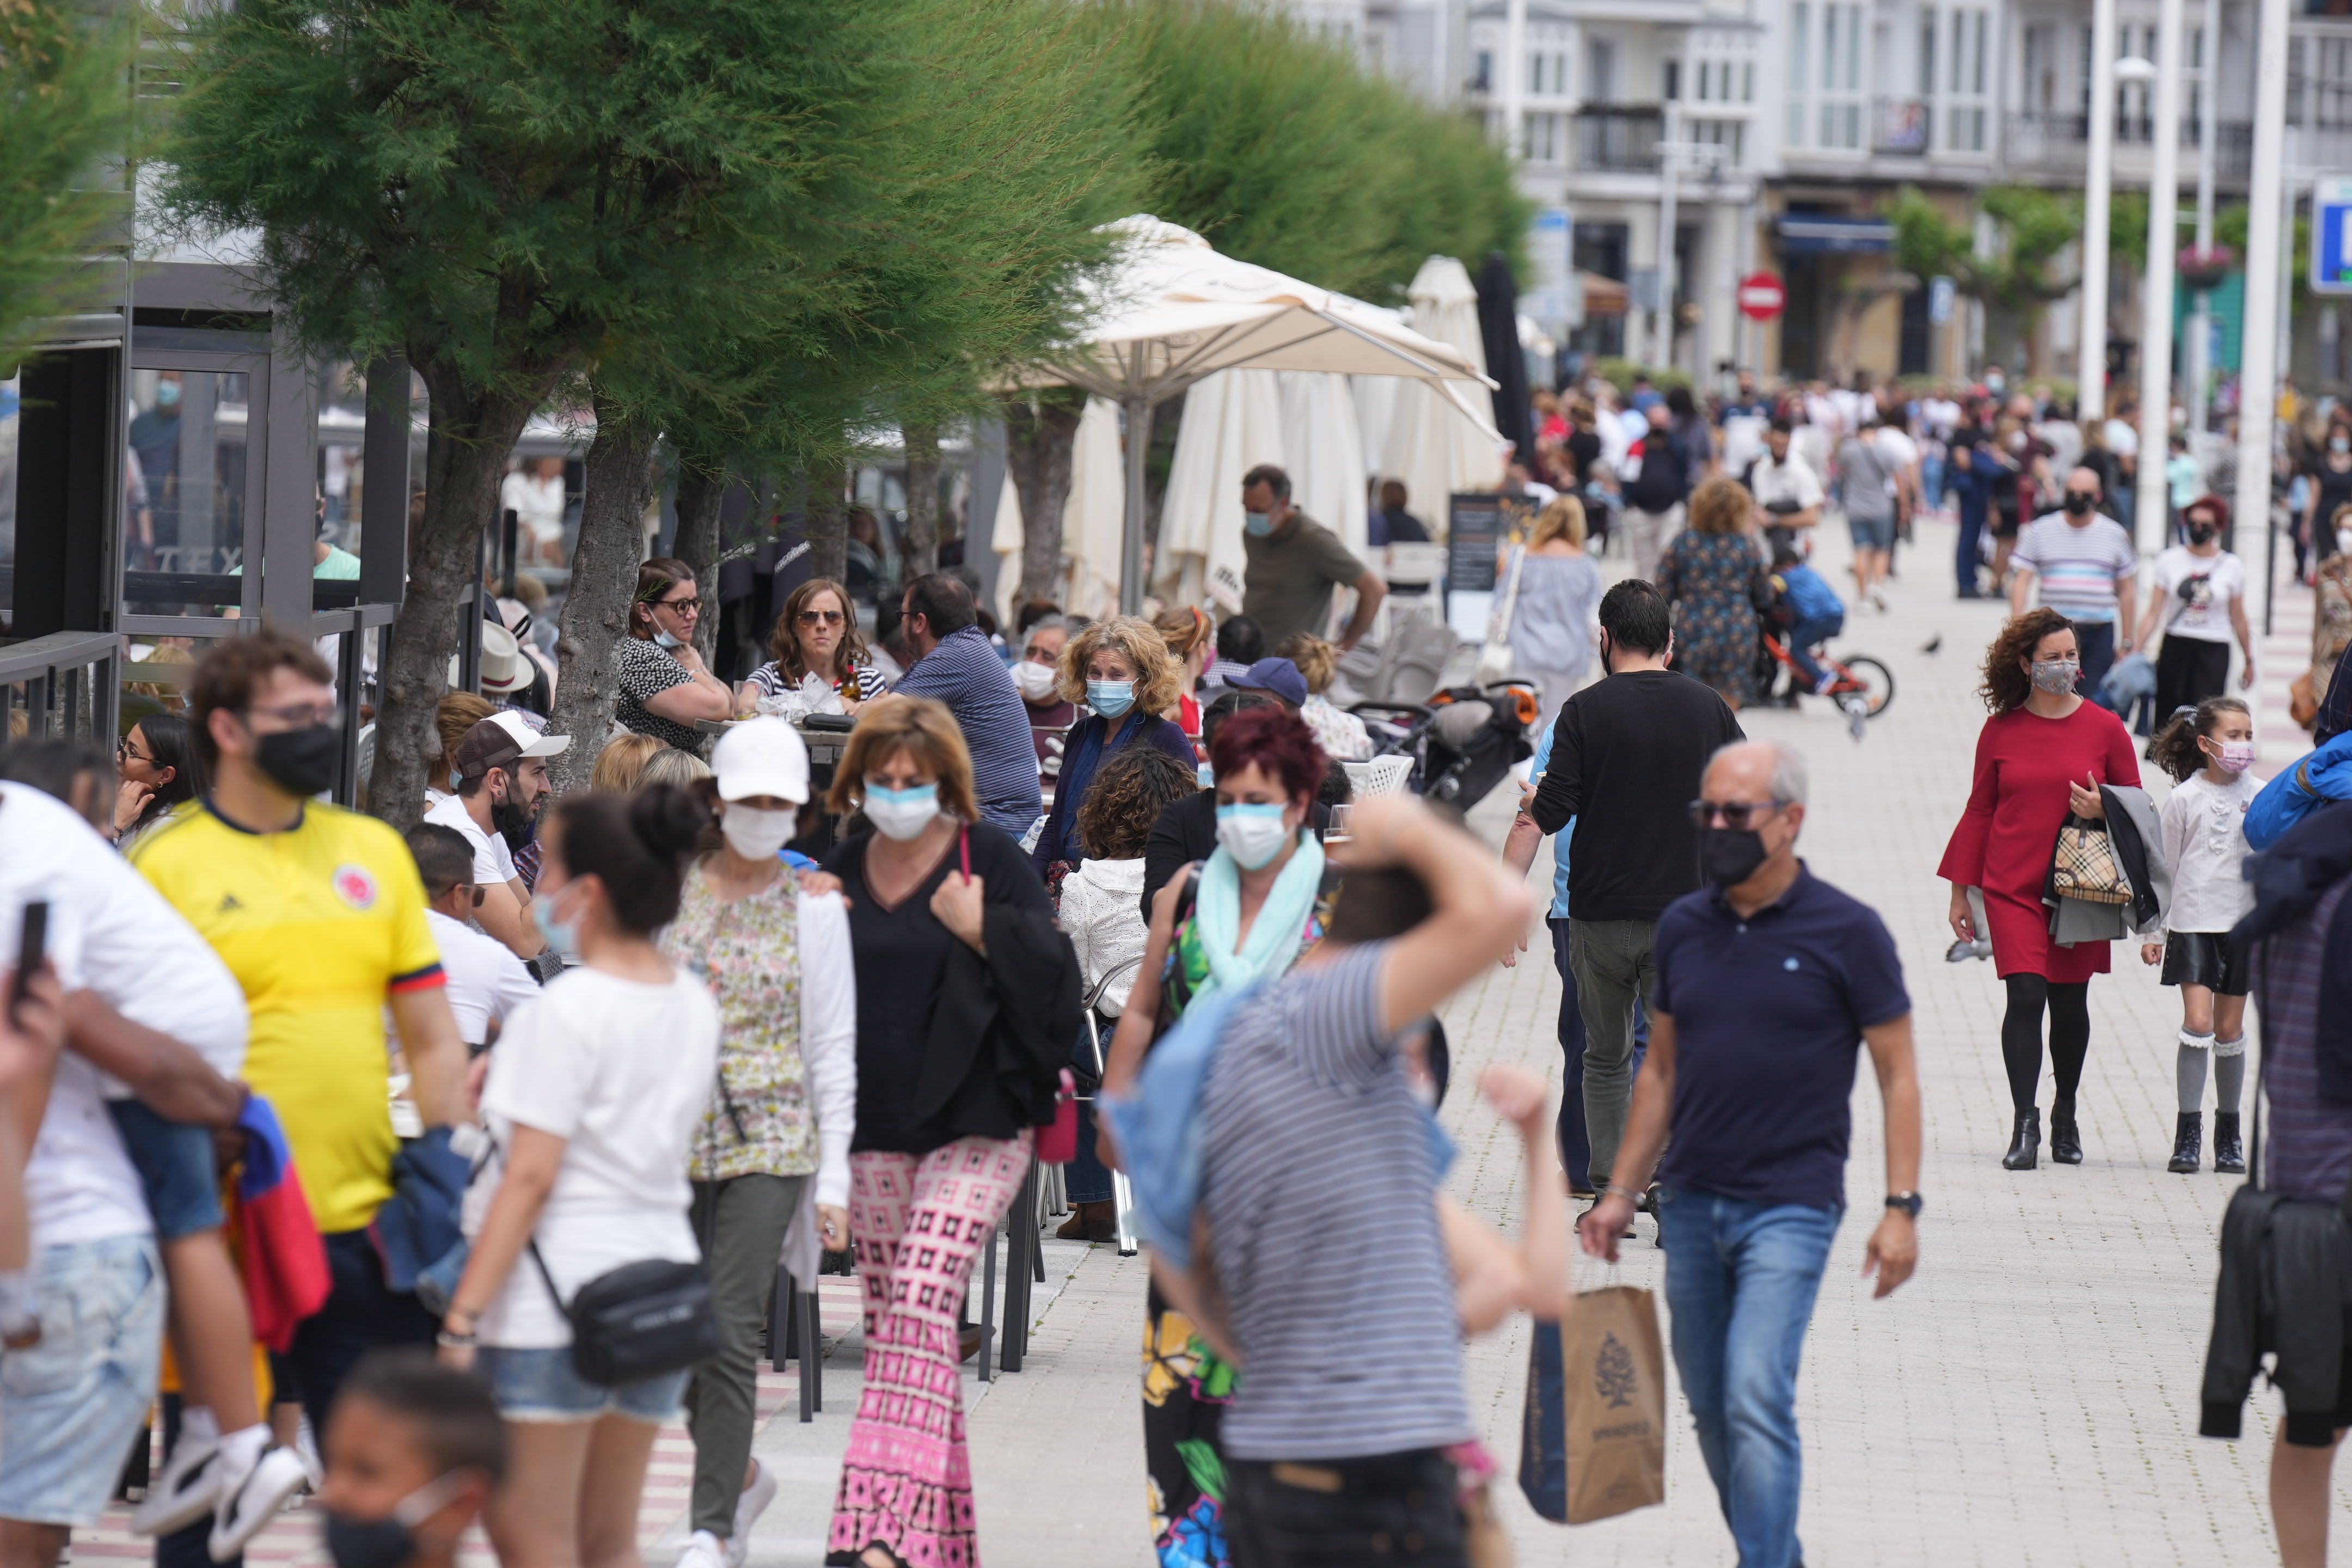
left=1559, top=1283, right=1667, bottom=1523
left=1516, top=1317, right=1569, bottom=1522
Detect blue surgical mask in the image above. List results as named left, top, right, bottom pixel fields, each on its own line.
left=1087, top=679, right=1136, bottom=720
left=863, top=781, right=940, bottom=841
left=154, top=381, right=181, bottom=409
left=1244, top=510, right=1273, bottom=538
left=532, top=887, right=580, bottom=957
left=1197, top=761, right=1215, bottom=788
left=653, top=628, right=684, bottom=650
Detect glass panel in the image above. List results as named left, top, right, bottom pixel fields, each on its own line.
left=0, top=375, right=16, bottom=641
left=124, top=367, right=252, bottom=616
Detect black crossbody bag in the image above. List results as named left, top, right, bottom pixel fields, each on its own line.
left=482, top=1123, right=722, bottom=1387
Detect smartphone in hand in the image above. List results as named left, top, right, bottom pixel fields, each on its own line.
left=8, top=901, right=46, bottom=1024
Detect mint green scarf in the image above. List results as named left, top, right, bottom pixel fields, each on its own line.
left=1191, top=830, right=1326, bottom=1007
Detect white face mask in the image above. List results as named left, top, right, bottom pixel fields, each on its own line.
left=719, top=803, right=794, bottom=862
left=654, top=628, right=684, bottom=650
left=1013, top=660, right=1058, bottom=703
left=1215, top=801, right=1293, bottom=871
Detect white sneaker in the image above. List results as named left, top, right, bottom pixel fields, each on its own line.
left=676, top=1529, right=730, bottom=1568
left=209, top=1445, right=310, bottom=1561
left=726, top=1462, right=779, bottom=1568
left=131, top=1434, right=223, bottom=1538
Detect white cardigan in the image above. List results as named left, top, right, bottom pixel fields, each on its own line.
left=1059, top=857, right=1150, bottom=1015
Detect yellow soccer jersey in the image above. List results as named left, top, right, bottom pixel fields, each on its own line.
left=132, top=800, right=445, bottom=1233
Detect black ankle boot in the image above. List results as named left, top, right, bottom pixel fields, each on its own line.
left=2002, top=1108, right=2040, bottom=1170
left=2214, top=1112, right=2246, bottom=1175
left=2167, top=1112, right=2202, bottom=1174
left=2050, top=1099, right=2084, bottom=1164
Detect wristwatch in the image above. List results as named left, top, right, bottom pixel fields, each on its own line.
left=1885, top=1191, right=1924, bottom=1219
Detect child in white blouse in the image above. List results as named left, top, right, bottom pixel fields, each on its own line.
left=2141, top=696, right=2262, bottom=1176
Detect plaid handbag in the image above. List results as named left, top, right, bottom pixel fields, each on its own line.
left=2052, top=814, right=2133, bottom=906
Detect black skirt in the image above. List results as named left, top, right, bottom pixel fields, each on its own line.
left=2154, top=635, right=2233, bottom=726
left=2161, top=929, right=2250, bottom=996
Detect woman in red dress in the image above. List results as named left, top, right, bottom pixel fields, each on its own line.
left=1939, top=608, right=2142, bottom=1170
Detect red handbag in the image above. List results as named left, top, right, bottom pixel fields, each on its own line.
left=1036, top=1069, right=1079, bottom=1165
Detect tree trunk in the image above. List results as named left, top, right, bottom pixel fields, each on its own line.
left=367, top=357, right=552, bottom=826
left=900, top=423, right=941, bottom=579
left=1004, top=392, right=1084, bottom=607
left=547, top=407, right=661, bottom=797
left=672, top=462, right=727, bottom=666
left=805, top=463, right=848, bottom=586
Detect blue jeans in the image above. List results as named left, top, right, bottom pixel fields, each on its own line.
left=1784, top=613, right=1845, bottom=689
left=1955, top=501, right=1987, bottom=594
left=1657, top=1189, right=1842, bottom=1568
left=2072, top=619, right=2118, bottom=700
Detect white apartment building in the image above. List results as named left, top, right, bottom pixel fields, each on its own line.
left=1297, top=0, right=2352, bottom=388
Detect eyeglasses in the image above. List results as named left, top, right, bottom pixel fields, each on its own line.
left=658, top=596, right=703, bottom=616
left=118, top=739, right=150, bottom=765
left=798, top=609, right=844, bottom=627
left=1687, top=799, right=1789, bottom=830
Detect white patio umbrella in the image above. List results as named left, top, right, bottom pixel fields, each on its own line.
left=1378, top=256, right=1506, bottom=538
left=1014, top=216, right=1499, bottom=612
left=1278, top=371, right=1369, bottom=555
left=1155, top=369, right=1288, bottom=611
left=988, top=394, right=1126, bottom=622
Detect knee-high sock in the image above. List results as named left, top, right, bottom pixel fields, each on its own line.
left=2215, top=1034, right=2247, bottom=1113
left=2177, top=1030, right=2214, bottom=1114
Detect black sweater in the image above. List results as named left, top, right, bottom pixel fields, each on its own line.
left=1528, top=669, right=1745, bottom=922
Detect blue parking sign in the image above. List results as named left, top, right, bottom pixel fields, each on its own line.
left=2312, top=176, right=2352, bottom=295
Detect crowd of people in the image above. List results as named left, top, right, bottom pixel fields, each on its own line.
left=18, top=362, right=2352, bottom=1568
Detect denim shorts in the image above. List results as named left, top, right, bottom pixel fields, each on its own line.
left=107, top=1100, right=223, bottom=1240
left=477, top=1344, right=689, bottom=1425
left=0, top=1235, right=166, bottom=1526
left=1847, top=512, right=1896, bottom=552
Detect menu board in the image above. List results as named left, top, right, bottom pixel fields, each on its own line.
left=1448, top=492, right=1505, bottom=592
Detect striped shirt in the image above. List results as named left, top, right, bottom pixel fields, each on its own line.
left=1198, top=942, right=1472, bottom=1460
left=2254, top=877, right=2352, bottom=1202
left=892, top=626, right=1043, bottom=837
left=2013, top=513, right=2137, bottom=623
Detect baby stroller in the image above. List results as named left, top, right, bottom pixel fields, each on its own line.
left=1350, top=680, right=1540, bottom=811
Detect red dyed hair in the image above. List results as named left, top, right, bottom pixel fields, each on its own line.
left=1208, top=706, right=1326, bottom=804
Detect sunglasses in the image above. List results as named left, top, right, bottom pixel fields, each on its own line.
left=1687, top=799, right=1788, bottom=830
left=798, top=609, right=845, bottom=627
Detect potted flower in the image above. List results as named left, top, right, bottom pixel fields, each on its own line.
left=2178, top=244, right=2236, bottom=293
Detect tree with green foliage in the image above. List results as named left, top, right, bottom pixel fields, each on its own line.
left=1890, top=185, right=2081, bottom=374
left=161, top=0, right=1135, bottom=814
left=0, top=0, right=132, bottom=373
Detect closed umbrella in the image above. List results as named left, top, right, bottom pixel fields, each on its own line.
left=1155, top=369, right=1287, bottom=612
left=1379, top=257, right=1504, bottom=541
left=1477, top=252, right=1535, bottom=470
left=1012, top=216, right=1498, bottom=611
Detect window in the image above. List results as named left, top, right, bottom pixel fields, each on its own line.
left=1942, top=6, right=1990, bottom=152
left=1474, top=49, right=1493, bottom=93
left=1584, top=36, right=1618, bottom=102
left=1743, top=62, right=1755, bottom=100
left=1690, top=118, right=1747, bottom=166
left=1787, top=2, right=1811, bottom=143
left=2024, top=23, right=2056, bottom=114
left=1798, top=1, right=1864, bottom=149
left=1664, top=58, right=1680, bottom=102
left=1920, top=19, right=1937, bottom=99
left=2188, top=26, right=2204, bottom=133
left=1524, top=111, right=1565, bottom=163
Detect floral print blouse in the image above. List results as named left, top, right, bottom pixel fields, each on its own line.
left=663, top=867, right=818, bottom=1181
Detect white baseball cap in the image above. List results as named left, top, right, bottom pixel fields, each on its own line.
left=710, top=716, right=810, bottom=804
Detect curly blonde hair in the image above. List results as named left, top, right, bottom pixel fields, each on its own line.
left=1686, top=474, right=1750, bottom=536
left=1273, top=633, right=1338, bottom=695
left=827, top=695, right=978, bottom=823
left=1057, top=614, right=1181, bottom=714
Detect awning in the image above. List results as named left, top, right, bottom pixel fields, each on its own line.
left=1776, top=215, right=1895, bottom=255
left=1578, top=272, right=1630, bottom=317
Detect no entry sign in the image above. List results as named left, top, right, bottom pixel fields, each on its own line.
left=1737, top=272, right=1786, bottom=321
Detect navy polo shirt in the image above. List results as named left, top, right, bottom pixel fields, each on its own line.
left=1653, top=865, right=1910, bottom=1210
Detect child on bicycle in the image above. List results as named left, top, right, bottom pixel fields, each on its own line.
left=2139, top=695, right=2261, bottom=1175
left=1770, top=544, right=1847, bottom=694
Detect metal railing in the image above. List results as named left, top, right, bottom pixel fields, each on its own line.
left=1576, top=106, right=1663, bottom=171
left=0, top=631, right=123, bottom=749
left=2004, top=112, right=2253, bottom=179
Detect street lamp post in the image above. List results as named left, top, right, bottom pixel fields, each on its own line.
left=2080, top=0, right=2121, bottom=420
left=2135, top=0, right=2186, bottom=555
left=2235, top=0, right=2288, bottom=642
left=2186, top=0, right=2221, bottom=443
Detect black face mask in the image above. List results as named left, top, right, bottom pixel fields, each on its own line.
left=253, top=724, right=340, bottom=798
left=2062, top=492, right=2095, bottom=516
left=1701, top=826, right=1772, bottom=887
left=324, top=1509, right=418, bottom=1568
left=2189, top=523, right=2218, bottom=545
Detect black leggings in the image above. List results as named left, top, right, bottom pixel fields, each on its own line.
left=2002, top=975, right=2091, bottom=1112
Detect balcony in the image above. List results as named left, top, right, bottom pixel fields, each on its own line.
left=2004, top=112, right=2252, bottom=181
left=1576, top=106, right=1663, bottom=172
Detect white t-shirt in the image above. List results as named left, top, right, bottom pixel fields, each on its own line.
left=426, top=910, right=540, bottom=1047
left=0, top=785, right=249, bottom=1248
left=1750, top=453, right=1825, bottom=514
left=2151, top=547, right=2247, bottom=645
left=1872, top=426, right=1919, bottom=477
left=423, top=793, right=518, bottom=889
left=2160, top=769, right=2263, bottom=933
left=2104, top=418, right=2140, bottom=459
left=474, top=966, right=719, bottom=1347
